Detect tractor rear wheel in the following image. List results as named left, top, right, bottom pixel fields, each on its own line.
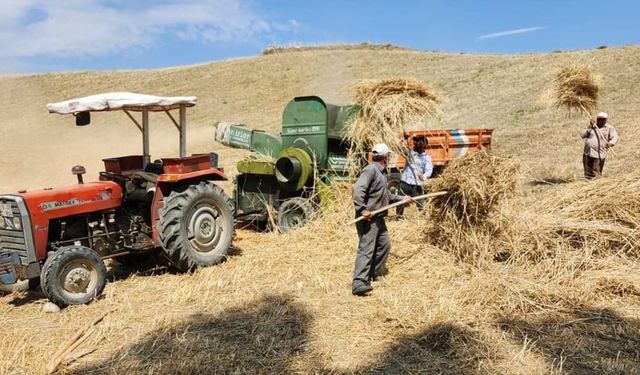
left=40, top=246, right=107, bottom=307
left=277, top=197, right=316, bottom=233
left=159, top=182, right=235, bottom=271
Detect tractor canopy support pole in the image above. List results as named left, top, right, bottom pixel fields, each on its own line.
left=179, top=105, right=187, bottom=158
left=163, top=108, right=181, bottom=131
left=142, top=109, right=150, bottom=167
left=123, top=109, right=143, bottom=132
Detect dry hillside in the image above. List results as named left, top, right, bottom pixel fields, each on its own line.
left=1, top=45, right=640, bottom=374
left=1, top=45, right=639, bottom=191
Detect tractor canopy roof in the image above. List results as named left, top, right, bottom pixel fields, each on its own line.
left=46, top=92, right=197, bottom=114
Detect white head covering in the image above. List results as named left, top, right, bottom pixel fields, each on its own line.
left=372, top=143, right=391, bottom=156
left=596, top=112, right=608, bottom=119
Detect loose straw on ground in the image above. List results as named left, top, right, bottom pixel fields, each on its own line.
left=420, top=150, right=640, bottom=264
left=46, top=310, right=110, bottom=374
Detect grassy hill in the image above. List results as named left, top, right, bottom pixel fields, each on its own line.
left=1, top=45, right=639, bottom=192
left=1, top=45, right=640, bottom=374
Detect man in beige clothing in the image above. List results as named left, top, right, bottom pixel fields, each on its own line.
left=580, top=112, right=618, bottom=179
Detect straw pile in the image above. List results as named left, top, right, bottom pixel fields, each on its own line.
left=346, top=78, right=442, bottom=166
left=419, top=150, right=640, bottom=265
left=552, top=63, right=600, bottom=114
left=513, top=171, right=640, bottom=261
left=423, top=150, right=521, bottom=263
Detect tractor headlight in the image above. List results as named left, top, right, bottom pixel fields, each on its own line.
left=12, top=217, right=21, bottom=230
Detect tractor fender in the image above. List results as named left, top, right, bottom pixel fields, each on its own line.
left=151, top=169, right=227, bottom=246
left=157, top=168, right=228, bottom=184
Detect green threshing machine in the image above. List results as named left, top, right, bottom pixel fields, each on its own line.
left=215, top=96, right=358, bottom=231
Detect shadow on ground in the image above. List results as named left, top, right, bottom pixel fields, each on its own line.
left=66, top=297, right=497, bottom=375
left=68, top=294, right=313, bottom=374
left=498, top=307, right=640, bottom=374
left=63, top=297, right=640, bottom=374
left=359, top=322, right=498, bottom=374
left=109, top=245, right=244, bottom=280
left=1, top=246, right=244, bottom=307
left=527, top=177, right=576, bottom=186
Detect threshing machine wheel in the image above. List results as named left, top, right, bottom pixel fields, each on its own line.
left=277, top=197, right=316, bottom=233
left=40, top=245, right=107, bottom=307
left=159, top=182, right=235, bottom=271
left=387, top=176, right=402, bottom=196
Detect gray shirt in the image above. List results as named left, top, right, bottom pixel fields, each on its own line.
left=353, top=162, right=402, bottom=217
left=580, top=124, right=618, bottom=159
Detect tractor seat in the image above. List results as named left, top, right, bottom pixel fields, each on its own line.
left=130, top=171, right=158, bottom=184
left=144, top=160, right=164, bottom=175
left=125, top=171, right=158, bottom=201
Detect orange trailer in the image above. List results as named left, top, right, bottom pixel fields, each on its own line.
left=388, top=128, right=493, bottom=170
left=386, top=128, right=493, bottom=191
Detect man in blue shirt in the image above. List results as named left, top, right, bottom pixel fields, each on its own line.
left=396, top=135, right=433, bottom=217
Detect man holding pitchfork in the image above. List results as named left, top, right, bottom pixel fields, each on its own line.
left=580, top=111, right=618, bottom=179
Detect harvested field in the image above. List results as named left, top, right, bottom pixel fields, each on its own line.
left=2, top=46, right=640, bottom=374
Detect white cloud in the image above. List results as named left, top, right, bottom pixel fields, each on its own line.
left=0, top=0, right=298, bottom=60
left=477, top=26, right=545, bottom=40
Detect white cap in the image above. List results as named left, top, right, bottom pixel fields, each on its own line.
left=597, top=112, right=608, bottom=119
left=372, top=143, right=391, bottom=156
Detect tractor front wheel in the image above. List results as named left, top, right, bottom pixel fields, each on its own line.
left=159, top=182, right=235, bottom=271
left=40, top=246, right=107, bottom=307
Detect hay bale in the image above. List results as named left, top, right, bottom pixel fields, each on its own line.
left=552, top=63, right=599, bottom=114
left=424, top=150, right=521, bottom=263
left=346, top=78, right=442, bottom=165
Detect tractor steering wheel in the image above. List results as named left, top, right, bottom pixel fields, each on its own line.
left=99, top=172, right=130, bottom=184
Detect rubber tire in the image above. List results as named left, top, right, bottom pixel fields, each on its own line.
left=159, top=182, right=235, bottom=271
left=277, top=197, right=316, bottom=233
left=387, top=177, right=402, bottom=196
left=40, top=246, right=107, bottom=307
left=28, top=277, right=41, bottom=291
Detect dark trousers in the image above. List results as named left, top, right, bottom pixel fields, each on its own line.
left=352, top=217, right=390, bottom=288
left=583, top=154, right=605, bottom=179
left=396, top=181, right=424, bottom=216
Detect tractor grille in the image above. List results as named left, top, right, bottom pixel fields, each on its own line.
left=0, top=251, right=14, bottom=277
left=0, top=198, right=29, bottom=265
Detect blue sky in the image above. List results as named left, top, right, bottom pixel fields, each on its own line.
left=1, top=0, right=638, bottom=73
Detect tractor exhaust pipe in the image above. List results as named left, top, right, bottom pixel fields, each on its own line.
left=72, top=165, right=86, bottom=184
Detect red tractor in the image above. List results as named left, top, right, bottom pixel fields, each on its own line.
left=0, top=93, right=235, bottom=306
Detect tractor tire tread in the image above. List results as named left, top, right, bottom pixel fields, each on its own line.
left=159, top=182, right=235, bottom=271
left=40, top=245, right=107, bottom=307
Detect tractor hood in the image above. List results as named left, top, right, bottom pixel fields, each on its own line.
left=16, top=181, right=123, bottom=219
